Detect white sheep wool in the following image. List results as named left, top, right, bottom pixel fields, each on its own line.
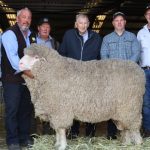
left=20, top=44, right=145, bottom=150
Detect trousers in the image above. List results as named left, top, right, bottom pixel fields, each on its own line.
left=3, top=82, right=33, bottom=145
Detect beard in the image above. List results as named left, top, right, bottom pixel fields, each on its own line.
left=20, top=25, right=29, bottom=31
left=18, top=23, right=30, bottom=32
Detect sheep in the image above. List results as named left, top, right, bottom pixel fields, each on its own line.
left=19, top=43, right=145, bottom=150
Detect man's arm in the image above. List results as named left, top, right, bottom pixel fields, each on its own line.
left=58, top=32, right=68, bottom=56
left=130, top=34, right=140, bottom=62
left=2, top=30, right=20, bottom=72
left=100, top=37, right=109, bottom=59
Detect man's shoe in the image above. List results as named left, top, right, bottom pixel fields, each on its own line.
left=20, top=140, right=33, bottom=148
left=42, top=122, right=55, bottom=135
left=107, top=135, right=117, bottom=140
left=8, top=144, right=21, bottom=150
left=143, top=130, right=150, bottom=138
left=67, top=133, right=78, bottom=140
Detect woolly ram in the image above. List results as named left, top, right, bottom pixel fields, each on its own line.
left=19, top=43, right=145, bottom=150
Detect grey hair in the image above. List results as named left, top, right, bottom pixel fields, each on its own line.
left=75, top=14, right=89, bottom=22
left=17, top=7, right=32, bottom=17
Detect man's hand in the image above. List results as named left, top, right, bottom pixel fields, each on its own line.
left=23, top=70, right=34, bottom=79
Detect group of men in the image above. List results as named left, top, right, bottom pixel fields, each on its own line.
left=1, top=4, right=150, bottom=150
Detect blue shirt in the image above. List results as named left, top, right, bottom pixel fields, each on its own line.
left=37, top=35, right=52, bottom=49
left=0, top=34, right=2, bottom=53
left=0, top=34, right=1, bottom=78
left=101, top=31, right=140, bottom=62
left=81, top=31, right=88, bottom=43
left=2, top=29, right=31, bottom=72
left=0, top=34, right=2, bottom=58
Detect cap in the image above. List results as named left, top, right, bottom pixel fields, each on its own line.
left=145, top=5, right=150, bottom=14
left=38, top=17, right=50, bottom=26
left=113, top=12, right=126, bottom=20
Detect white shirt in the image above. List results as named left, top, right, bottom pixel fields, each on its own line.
left=137, top=25, right=150, bottom=67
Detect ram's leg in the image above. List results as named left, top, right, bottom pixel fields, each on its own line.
left=55, top=130, right=60, bottom=147
left=120, top=129, right=142, bottom=145
left=113, top=118, right=142, bottom=145
left=116, top=119, right=142, bottom=145
left=55, top=128, right=67, bottom=150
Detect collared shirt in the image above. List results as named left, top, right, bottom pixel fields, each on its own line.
left=37, top=35, right=53, bottom=49
left=101, top=30, right=140, bottom=62
left=137, top=25, right=150, bottom=67
left=0, top=34, right=1, bottom=78
left=2, top=29, right=31, bottom=72
left=80, top=31, right=88, bottom=43
left=0, top=34, right=2, bottom=51
left=0, top=33, right=1, bottom=52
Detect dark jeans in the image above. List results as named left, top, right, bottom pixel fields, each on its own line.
left=71, top=120, right=96, bottom=137
left=107, top=119, right=117, bottom=138
left=143, top=69, right=150, bottom=131
left=3, top=82, right=33, bottom=145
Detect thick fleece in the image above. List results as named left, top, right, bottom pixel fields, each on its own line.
left=20, top=44, right=145, bottom=149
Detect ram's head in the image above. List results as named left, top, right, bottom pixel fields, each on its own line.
left=19, top=43, right=49, bottom=71
left=19, top=54, right=40, bottom=71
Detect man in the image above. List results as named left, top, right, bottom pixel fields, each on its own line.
left=137, top=5, right=150, bottom=137
left=37, top=17, right=59, bottom=50
left=59, top=13, right=102, bottom=138
left=101, top=12, right=140, bottom=139
left=36, top=17, right=59, bottom=135
left=1, top=8, right=36, bottom=150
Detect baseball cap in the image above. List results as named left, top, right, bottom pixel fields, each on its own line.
left=38, top=17, right=50, bottom=26
left=145, top=5, right=150, bottom=14
left=113, top=12, right=126, bottom=20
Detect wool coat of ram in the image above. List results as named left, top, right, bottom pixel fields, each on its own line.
left=19, top=44, right=145, bottom=149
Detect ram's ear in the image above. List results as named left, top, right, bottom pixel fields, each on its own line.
left=24, top=47, right=34, bottom=55
left=24, top=43, right=39, bottom=55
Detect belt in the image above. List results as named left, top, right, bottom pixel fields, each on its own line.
left=142, top=66, right=150, bottom=70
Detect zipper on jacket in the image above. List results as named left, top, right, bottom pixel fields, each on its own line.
left=80, top=38, right=84, bottom=61
left=75, top=30, right=93, bottom=61
left=76, top=33, right=84, bottom=61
